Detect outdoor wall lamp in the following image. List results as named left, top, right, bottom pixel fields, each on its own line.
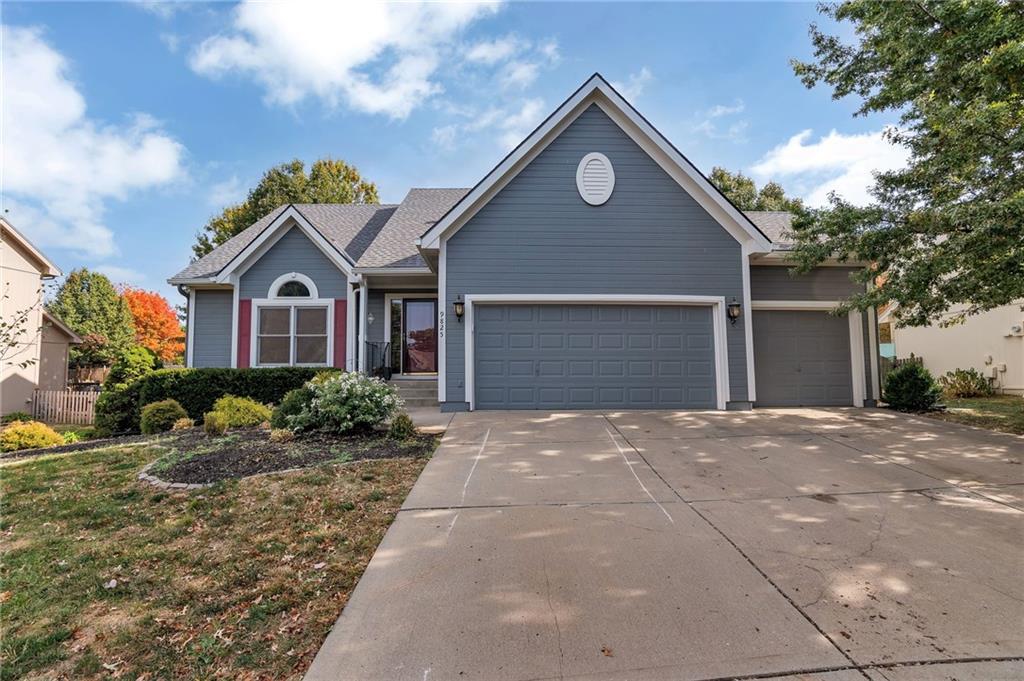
left=727, top=298, right=742, bottom=325
left=453, top=295, right=465, bottom=322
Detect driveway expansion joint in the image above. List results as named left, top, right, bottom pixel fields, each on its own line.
left=602, top=414, right=873, bottom=679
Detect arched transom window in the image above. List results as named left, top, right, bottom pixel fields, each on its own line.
left=255, top=273, right=329, bottom=367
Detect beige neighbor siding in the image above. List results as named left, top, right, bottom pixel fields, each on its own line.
left=1, top=236, right=46, bottom=416
left=39, top=323, right=72, bottom=391
left=891, top=303, right=1024, bottom=395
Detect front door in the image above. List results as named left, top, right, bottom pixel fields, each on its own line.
left=402, top=299, right=437, bottom=374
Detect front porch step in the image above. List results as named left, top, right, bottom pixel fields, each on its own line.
left=389, top=378, right=438, bottom=409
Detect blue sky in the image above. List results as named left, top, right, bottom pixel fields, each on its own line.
left=1, top=1, right=907, bottom=302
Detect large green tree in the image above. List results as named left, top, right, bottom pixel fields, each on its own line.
left=193, top=158, right=379, bottom=258
left=789, top=1, right=1023, bottom=326
left=47, top=269, right=136, bottom=368
left=709, top=167, right=806, bottom=213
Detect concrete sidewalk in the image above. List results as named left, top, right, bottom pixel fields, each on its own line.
left=306, top=408, right=1024, bottom=681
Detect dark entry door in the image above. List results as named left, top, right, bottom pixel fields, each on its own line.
left=403, top=299, right=437, bottom=373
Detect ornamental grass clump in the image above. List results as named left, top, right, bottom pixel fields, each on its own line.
left=287, top=372, right=403, bottom=434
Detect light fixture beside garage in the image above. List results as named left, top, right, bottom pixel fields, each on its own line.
left=727, top=298, right=742, bottom=324
left=576, top=152, right=615, bottom=205
left=453, top=295, right=465, bottom=322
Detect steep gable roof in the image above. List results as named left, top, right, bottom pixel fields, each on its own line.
left=417, top=73, right=773, bottom=253
left=1, top=217, right=62, bottom=277
left=169, top=204, right=396, bottom=283
left=745, top=211, right=794, bottom=248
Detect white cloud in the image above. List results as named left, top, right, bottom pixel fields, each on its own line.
left=431, top=124, right=458, bottom=151
left=465, top=34, right=522, bottom=64
left=159, top=32, right=180, bottom=53
left=751, top=128, right=909, bottom=206
left=707, top=100, right=744, bottom=118
left=432, top=98, right=545, bottom=152
left=500, top=60, right=540, bottom=89
left=0, top=26, right=186, bottom=258
left=94, top=264, right=147, bottom=286
left=189, top=1, right=501, bottom=119
left=133, top=1, right=185, bottom=20
left=207, top=175, right=246, bottom=208
left=612, top=67, right=653, bottom=100
left=497, top=98, right=546, bottom=150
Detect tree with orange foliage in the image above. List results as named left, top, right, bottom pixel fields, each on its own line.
left=122, top=288, right=185, bottom=363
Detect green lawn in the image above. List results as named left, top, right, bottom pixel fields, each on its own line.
left=0, top=443, right=429, bottom=680
left=925, top=395, right=1024, bottom=435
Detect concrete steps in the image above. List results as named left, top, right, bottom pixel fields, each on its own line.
left=390, top=378, right=438, bottom=408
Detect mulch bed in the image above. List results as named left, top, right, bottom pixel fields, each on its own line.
left=152, top=427, right=438, bottom=484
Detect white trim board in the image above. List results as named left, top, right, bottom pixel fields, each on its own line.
left=749, top=301, right=869, bottom=407
left=186, top=288, right=196, bottom=367
left=462, top=294, right=730, bottom=411
left=418, top=74, right=772, bottom=253
left=438, top=239, right=447, bottom=401
left=741, top=243, right=756, bottom=403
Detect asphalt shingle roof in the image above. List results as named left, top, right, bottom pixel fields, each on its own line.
left=170, top=196, right=797, bottom=283
left=744, top=211, right=795, bottom=248
left=170, top=203, right=397, bottom=282
left=356, top=188, right=469, bottom=268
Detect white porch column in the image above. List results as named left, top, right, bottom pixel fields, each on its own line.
left=346, top=282, right=357, bottom=371
left=358, top=282, right=369, bottom=372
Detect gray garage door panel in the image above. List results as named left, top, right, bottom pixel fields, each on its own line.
left=753, top=310, right=853, bottom=407
left=474, top=304, right=716, bottom=409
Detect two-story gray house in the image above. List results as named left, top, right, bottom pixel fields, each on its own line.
left=170, top=74, right=880, bottom=413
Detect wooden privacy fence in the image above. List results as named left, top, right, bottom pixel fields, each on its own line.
left=32, top=390, right=99, bottom=425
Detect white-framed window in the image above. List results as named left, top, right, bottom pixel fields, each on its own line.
left=252, top=273, right=332, bottom=367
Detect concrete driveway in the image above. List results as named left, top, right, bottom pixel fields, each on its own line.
left=306, top=409, right=1024, bottom=681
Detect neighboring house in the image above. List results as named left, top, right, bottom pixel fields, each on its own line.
left=880, top=303, right=1024, bottom=395
left=170, top=74, right=881, bottom=412
left=1, top=218, right=82, bottom=416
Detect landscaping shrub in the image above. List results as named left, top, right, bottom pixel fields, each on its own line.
left=388, top=412, right=417, bottom=441
left=140, top=399, right=188, bottom=435
left=62, top=431, right=81, bottom=444
left=287, top=372, right=402, bottom=434
left=939, top=368, right=995, bottom=398
left=104, top=346, right=158, bottom=391
left=172, top=417, right=194, bottom=431
left=211, top=395, right=272, bottom=428
left=269, top=428, right=295, bottom=443
left=883, top=363, right=942, bottom=411
left=95, top=367, right=334, bottom=436
left=270, top=386, right=314, bottom=429
left=0, top=421, right=64, bottom=452
left=203, top=411, right=228, bottom=436
left=1, top=411, right=32, bottom=425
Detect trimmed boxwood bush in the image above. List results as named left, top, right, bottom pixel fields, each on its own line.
left=203, top=411, right=229, bottom=436
left=1, top=421, right=64, bottom=452
left=884, top=363, right=942, bottom=411
left=211, top=395, right=272, bottom=428
left=95, top=367, right=335, bottom=436
left=270, top=386, right=314, bottom=429
left=140, top=399, right=188, bottom=434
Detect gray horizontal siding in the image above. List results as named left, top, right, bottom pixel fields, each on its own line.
left=240, top=226, right=348, bottom=299
left=192, top=289, right=232, bottom=368
left=445, top=104, right=748, bottom=405
left=751, top=266, right=863, bottom=301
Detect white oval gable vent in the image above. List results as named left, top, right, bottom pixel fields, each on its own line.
left=576, top=152, right=615, bottom=205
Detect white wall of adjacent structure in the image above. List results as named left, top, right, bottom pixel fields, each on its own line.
left=0, top=238, right=45, bottom=415
left=891, top=302, right=1024, bottom=395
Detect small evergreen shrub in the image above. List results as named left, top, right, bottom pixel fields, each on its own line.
left=140, top=399, right=188, bottom=434
left=939, top=368, right=994, bottom=398
left=883, top=363, right=942, bottom=411
left=287, top=372, right=403, bottom=434
left=0, top=421, right=64, bottom=452
left=203, top=411, right=228, bottom=436
left=270, top=387, right=314, bottom=429
left=1, top=411, right=32, bottom=425
left=172, top=417, right=195, bottom=431
left=62, top=431, right=81, bottom=444
left=388, top=412, right=417, bottom=441
left=269, top=428, right=295, bottom=443
left=211, top=395, right=272, bottom=428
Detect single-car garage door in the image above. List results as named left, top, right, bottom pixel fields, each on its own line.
left=473, top=304, right=716, bottom=410
left=753, top=309, right=853, bottom=407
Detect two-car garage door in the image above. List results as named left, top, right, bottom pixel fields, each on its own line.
left=473, top=304, right=717, bottom=410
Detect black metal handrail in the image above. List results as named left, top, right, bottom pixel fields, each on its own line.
left=363, top=341, right=393, bottom=380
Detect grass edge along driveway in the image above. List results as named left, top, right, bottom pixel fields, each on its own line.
left=0, top=442, right=430, bottom=680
